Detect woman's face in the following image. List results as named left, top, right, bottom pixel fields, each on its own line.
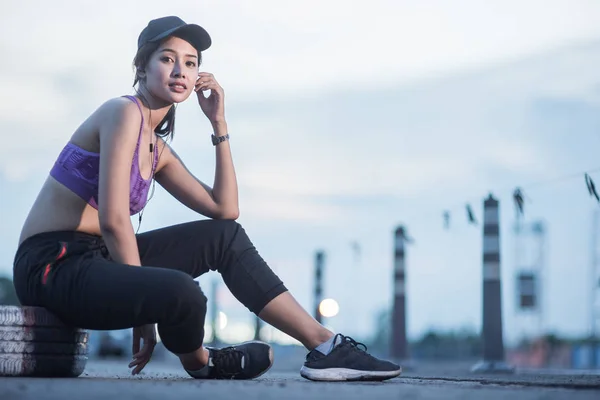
left=143, top=36, right=199, bottom=104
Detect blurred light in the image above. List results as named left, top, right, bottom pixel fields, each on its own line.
left=259, top=325, right=302, bottom=346
left=319, top=298, right=340, bottom=318
left=218, top=322, right=255, bottom=344
left=218, top=311, right=228, bottom=330
left=203, top=324, right=214, bottom=343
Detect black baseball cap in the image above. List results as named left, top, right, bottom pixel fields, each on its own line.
left=138, top=16, right=212, bottom=52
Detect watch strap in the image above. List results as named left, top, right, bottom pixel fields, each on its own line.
left=212, top=133, right=230, bottom=146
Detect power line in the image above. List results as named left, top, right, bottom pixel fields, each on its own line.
left=342, top=166, right=600, bottom=248
left=385, top=165, right=600, bottom=234
left=517, top=166, right=600, bottom=191
left=439, top=166, right=600, bottom=229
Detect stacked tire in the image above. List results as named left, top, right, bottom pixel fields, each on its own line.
left=0, top=306, right=88, bottom=377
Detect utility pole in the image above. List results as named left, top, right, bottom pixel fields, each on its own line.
left=472, top=194, right=514, bottom=373
left=588, top=209, right=600, bottom=369
left=314, top=251, right=325, bottom=324
left=254, top=315, right=262, bottom=341
left=391, top=226, right=409, bottom=361
left=210, top=278, right=219, bottom=345
left=590, top=210, right=600, bottom=341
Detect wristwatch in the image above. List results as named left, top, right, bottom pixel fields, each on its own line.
left=211, top=133, right=230, bottom=146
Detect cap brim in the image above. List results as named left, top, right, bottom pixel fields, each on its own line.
left=149, top=24, right=212, bottom=52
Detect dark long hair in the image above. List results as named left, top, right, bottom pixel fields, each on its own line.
left=132, top=38, right=202, bottom=141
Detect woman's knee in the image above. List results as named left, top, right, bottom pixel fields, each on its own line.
left=188, top=219, right=245, bottom=251
left=205, top=219, right=242, bottom=237
left=161, top=270, right=208, bottom=313
left=203, top=219, right=251, bottom=260
left=155, top=271, right=207, bottom=354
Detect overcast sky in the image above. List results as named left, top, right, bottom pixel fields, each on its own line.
left=2, top=0, right=600, bottom=345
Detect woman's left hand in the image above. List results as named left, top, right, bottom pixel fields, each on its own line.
left=195, top=72, right=225, bottom=125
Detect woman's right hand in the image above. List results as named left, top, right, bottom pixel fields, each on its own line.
left=129, top=323, right=157, bottom=375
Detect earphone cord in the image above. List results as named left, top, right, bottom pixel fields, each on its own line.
left=136, top=179, right=156, bottom=234
left=135, top=103, right=167, bottom=235
left=135, top=141, right=164, bottom=235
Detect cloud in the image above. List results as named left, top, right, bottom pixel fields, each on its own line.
left=239, top=190, right=348, bottom=225
left=223, top=42, right=600, bottom=202
left=3, top=1, right=600, bottom=98
left=4, top=38, right=598, bottom=198
left=2, top=0, right=599, bottom=146
left=239, top=153, right=476, bottom=198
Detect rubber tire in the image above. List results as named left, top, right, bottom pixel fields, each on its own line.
left=0, top=306, right=70, bottom=328
left=0, top=341, right=88, bottom=355
left=0, top=326, right=88, bottom=343
left=0, top=306, right=88, bottom=377
left=0, top=354, right=87, bottom=377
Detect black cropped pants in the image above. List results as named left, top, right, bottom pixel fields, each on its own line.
left=12, top=220, right=288, bottom=354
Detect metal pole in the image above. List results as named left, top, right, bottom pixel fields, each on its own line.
left=472, top=194, right=514, bottom=373
left=534, top=221, right=546, bottom=337
left=314, top=251, right=325, bottom=324
left=590, top=209, right=600, bottom=368
left=254, top=315, right=262, bottom=341
left=210, top=278, right=218, bottom=345
left=391, top=226, right=408, bottom=360
left=591, top=209, right=599, bottom=339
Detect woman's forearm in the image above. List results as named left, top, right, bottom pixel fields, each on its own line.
left=211, top=121, right=239, bottom=218
left=101, top=223, right=142, bottom=266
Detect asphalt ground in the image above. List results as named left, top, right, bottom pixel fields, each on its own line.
left=2, top=359, right=600, bottom=400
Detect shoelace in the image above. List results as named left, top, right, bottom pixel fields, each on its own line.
left=338, top=334, right=368, bottom=352
left=212, top=347, right=245, bottom=378
left=307, top=334, right=369, bottom=361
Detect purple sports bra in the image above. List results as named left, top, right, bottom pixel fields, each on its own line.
left=49, top=95, right=158, bottom=215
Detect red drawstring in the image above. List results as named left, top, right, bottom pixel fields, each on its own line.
left=42, top=242, right=67, bottom=285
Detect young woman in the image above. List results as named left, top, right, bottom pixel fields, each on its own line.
left=12, top=16, right=401, bottom=382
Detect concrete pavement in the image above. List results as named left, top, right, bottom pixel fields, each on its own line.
left=1, top=359, right=600, bottom=400
left=400, top=360, right=600, bottom=390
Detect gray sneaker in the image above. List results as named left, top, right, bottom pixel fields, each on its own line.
left=300, top=334, right=401, bottom=381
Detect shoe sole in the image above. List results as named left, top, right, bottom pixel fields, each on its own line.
left=300, top=366, right=402, bottom=382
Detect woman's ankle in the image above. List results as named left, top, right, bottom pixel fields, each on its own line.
left=307, top=328, right=335, bottom=350
left=178, top=346, right=210, bottom=371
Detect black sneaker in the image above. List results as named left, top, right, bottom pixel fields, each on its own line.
left=190, top=341, right=273, bottom=380
left=300, top=334, right=402, bottom=381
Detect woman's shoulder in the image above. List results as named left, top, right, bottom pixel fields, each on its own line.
left=91, top=96, right=143, bottom=131
left=79, top=96, right=144, bottom=149
left=95, top=96, right=142, bottom=119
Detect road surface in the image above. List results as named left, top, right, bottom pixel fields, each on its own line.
left=1, top=359, right=599, bottom=400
